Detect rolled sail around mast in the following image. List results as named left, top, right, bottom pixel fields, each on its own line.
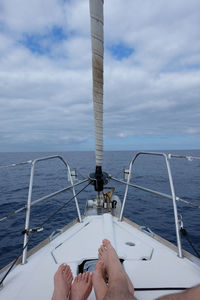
left=89, top=0, right=104, bottom=167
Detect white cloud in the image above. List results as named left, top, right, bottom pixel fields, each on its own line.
left=63, top=0, right=90, bottom=36
left=118, top=132, right=128, bottom=139
left=0, top=0, right=64, bottom=33
left=185, top=128, right=200, bottom=135
left=0, top=0, right=200, bottom=151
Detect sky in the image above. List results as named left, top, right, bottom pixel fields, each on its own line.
left=0, top=0, right=200, bottom=152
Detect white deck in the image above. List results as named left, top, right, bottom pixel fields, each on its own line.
left=1, top=213, right=200, bottom=300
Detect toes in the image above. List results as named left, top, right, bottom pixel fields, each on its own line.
left=66, top=272, right=73, bottom=284
left=55, top=263, right=66, bottom=279
left=103, top=239, right=111, bottom=248
left=64, top=265, right=70, bottom=275
left=99, top=245, right=105, bottom=253
left=75, top=272, right=92, bottom=284
left=98, top=247, right=102, bottom=258
left=86, top=272, right=92, bottom=289
left=98, top=245, right=106, bottom=260
left=58, top=263, right=66, bottom=272
left=62, top=265, right=73, bottom=283
left=65, top=266, right=72, bottom=278
left=95, top=260, right=104, bottom=270
left=77, top=273, right=82, bottom=282
left=88, top=272, right=92, bottom=285
left=82, top=272, right=87, bottom=282
left=81, top=272, right=92, bottom=285
left=84, top=271, right=90, bottom=282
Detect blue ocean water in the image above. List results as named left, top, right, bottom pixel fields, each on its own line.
left=0, top=150, right=200, bottom=270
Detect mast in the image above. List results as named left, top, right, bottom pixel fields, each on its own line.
left=89, top=0, right=107, bottom=191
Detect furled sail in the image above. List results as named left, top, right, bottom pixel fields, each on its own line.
left=89, top=0, right=104, bottom=167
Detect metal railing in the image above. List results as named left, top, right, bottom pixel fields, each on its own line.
left=22, top=155, right=84, bottom=264
left=115, top=152, right=183, bottom=258
left=1, top=152, right=199, bottom=264
left=0, top=155, right=88, bottom=265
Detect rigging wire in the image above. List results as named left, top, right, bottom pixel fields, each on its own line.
left=0, top=179, right=88, bottom=222
left=0, top=180, right=91, bottom=287
left=110, top=176, right=200, bottom=209
left=111, top=174, right=200, bottom=257
left=0, top=160, right=32, bottom=168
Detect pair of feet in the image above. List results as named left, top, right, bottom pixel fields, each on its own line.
left=52, top=239, right=135, bottom=300
left=93, top=239, right=134, bottom=300
left=52, top=264, right=92, bottom=300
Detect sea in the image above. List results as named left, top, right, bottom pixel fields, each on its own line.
left=0, top=150, right=200, bottom=270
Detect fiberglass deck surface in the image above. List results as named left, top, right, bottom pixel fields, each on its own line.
left=1, top=214, right=200, bottom=300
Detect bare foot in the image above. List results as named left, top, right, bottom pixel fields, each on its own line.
left=70, top=272, right=92, bottom=300
left=93, top=261, right=108, bottom=300
left=99, top=239, right=134, bottom=295
left=98, top=239, right=124, bottom=279
left=52, top=263, right=73, bottom=300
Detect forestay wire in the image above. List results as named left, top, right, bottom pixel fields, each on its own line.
left=89, top=0, right=104, bottom=167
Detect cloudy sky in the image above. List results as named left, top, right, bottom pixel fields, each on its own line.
left=0, top=0, right=200, bottom=152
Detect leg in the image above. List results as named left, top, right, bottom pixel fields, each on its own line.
left=156, top=284, right=200, bottom=300
left=52, top=263, right=73, bottom=300
left=98, top=239, right=136, bottom=300
left=92, top=261, right=108, bottom=300
left=69, top=271, right=92, bottom=300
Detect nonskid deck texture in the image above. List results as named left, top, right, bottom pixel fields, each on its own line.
left=1, top=214, right=200, bottom=300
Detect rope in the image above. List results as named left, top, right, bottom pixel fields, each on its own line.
left=0, top=180, right=91, bottom=286
left=180, top=227, right=200, bottom=258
